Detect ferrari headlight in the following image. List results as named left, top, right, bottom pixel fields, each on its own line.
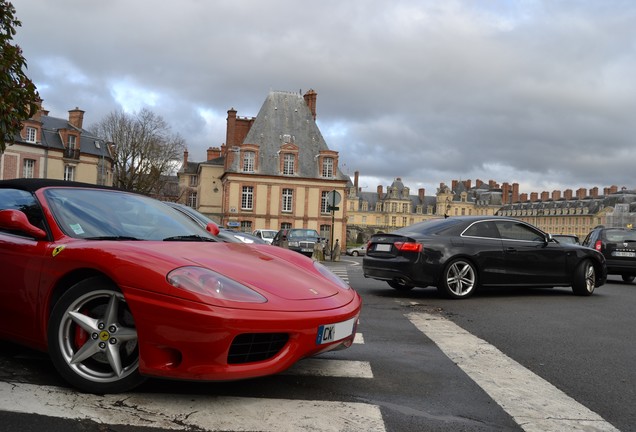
left=167, top=266, right=267, bottom=303
left=313, top=261, right=350, bottom=290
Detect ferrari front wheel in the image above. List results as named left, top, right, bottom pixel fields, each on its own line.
left=48, top=277, right=145, bottom=393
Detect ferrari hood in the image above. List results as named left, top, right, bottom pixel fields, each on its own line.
left=146, top=242, right=340, bottom=301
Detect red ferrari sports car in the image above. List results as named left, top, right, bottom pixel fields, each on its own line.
left=0, top=179, right=361, bottom=393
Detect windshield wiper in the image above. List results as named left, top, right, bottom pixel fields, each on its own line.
left=163, top=235, right=216, bottom=242
left=84, top=236, right=141, bottom=241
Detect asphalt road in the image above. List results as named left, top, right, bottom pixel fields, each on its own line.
left=0, top=257, right=634, bottom=431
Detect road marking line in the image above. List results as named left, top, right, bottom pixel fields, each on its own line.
left=354, top=332, right=364, bottom=344
left=283, top=358, right=373, bottom=378
left=0, top=381, right=385, bottom=432
left=407, top=312, right=620, bottom=432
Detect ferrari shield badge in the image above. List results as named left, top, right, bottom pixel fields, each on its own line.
left=52, top=245, right=65, bottom=257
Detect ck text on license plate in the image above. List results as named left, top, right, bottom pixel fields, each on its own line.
left=316, top=317, right=357, bottom=345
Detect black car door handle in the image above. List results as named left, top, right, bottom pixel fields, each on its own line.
left=506, top=247, right=517, bottom=253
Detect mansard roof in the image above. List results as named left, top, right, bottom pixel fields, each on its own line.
left=226, top=91, right=349, bottom=181
left=15, top=114, right=111, bottom=160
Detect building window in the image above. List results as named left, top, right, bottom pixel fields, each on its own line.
left=64, top=165, right=75, bottom=181
left=282, top=188, right=293, bottom=212
left=362, top=216, right=367, bottom=224
left=26, top=127, right=37, bottom=143
left=321, top=157, right=333, bottom=178
left=391, top=216, right=396, bottom=226
left=402, top=217, right=408, bottom=226
left=23, top=159, right=35, bottom=178
left=68, top=135, right=77, bottom=149
left=189, top=175, right=198, bottom=187
left=321, top=191, right=330, bottom=214
left=241, top=186, right=253, bottom=210
left=402, top=203, right=409, bottom=213
left=242, top=151, right=255, bottom=173
left=187, top=192, right=197, bottom=208
left=283, top=153, right=295, bottom=175
left=281, top=222, right=292, bottom=230
left=240, top=221, right=252, bottom=233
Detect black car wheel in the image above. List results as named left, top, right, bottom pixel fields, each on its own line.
left=572, top=260, right=595, bottom=296
left=387, top=280, right=415, bottom=291
left=622, top=275, right=635, bottom=283
left=439, top=259, right=477, bottom=299
left=48, top=277, right=146, bottom=393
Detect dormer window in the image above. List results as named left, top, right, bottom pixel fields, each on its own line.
left=242, top=151, right=255, bottom=172
left=26, top=127, right=37, bottom=143
left=283, top=153, right=295, bottom=175
left=321, top=157, right=334, bottom=178
left=68, top=135, right=77, bottom=149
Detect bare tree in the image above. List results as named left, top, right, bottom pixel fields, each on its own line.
left=91, top=109, right=185, bottom=195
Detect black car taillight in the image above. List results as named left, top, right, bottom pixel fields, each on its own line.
left=594, top=240, right=603, bottom=251
left=394, top=242, right=422, bottom=252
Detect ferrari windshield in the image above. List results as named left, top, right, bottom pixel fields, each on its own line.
left=45, top=188, right=216, bottom=241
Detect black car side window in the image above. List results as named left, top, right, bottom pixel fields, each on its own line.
left=496, top=221, right=544, bottom=242
left=463, top=221, right=500, bottom=239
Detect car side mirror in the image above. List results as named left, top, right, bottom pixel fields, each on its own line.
left=205, top=222, right=220, bottom=236
left=0, top=209, right=47, bottom=239
left=546, top=233, right=553, bottom=244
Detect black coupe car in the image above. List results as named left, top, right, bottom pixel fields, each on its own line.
left=363, top=216, right=607, bottom=299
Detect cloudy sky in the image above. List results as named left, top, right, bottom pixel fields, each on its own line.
left=12, top=0, right=636, bottom=196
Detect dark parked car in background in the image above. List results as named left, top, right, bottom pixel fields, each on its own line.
left=582, top=227, right=636, bottom=283
left=164, top=202, right=266, bottom=244
left=363, top=216, right=607, bottom=299
left=272, top=228, right=322, bottom=257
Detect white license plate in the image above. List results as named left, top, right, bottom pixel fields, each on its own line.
left=301, top=248, right=313, bottom=252
left=375, top=244, right=392, bottom=252
left=316, top=317, right=357, bottom=345
left=613, top=251, right=636, bottom=257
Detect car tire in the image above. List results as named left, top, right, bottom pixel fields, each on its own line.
left=387, top=280, right=415, bottom=291
left=438, top=259, right=477, bottom=299
left=622, top=275, right=635, bottom=283
left=48, top=277, right=146, bottom=393
left=572, top=259, right=596, bottom=296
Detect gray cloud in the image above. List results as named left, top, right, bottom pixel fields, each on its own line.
left=13, top=0, right=636, bottom=195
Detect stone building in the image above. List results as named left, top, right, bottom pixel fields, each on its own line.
left=1, top=99, right=113, bottom=185
left=178, top=89, right=350, bottom=244
left=498, top=186, right=636, bottom=238
left=346, top=176, right=504, bottom=243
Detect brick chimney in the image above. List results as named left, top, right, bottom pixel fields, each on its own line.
left=512, top=183, right=520, bottom=203
left=541, top=191, right=549, bottom=201
left=377, top=185, right=383, bottom=197
left=183, top=150, right=189, bottom=167
left=489, top=179, right=497, bottom=189
left=226, top=108, right=237, bottom=147
left=502, top=183, right=510, bottom=204
left=303, top=89, right=317, bottom=121
left=31, top=98, right=48, bottom=121
left=418, top=188, right=425, bottom=202
left=576, top=188, right=587, bottom=199
left=564, top=189, right=573, bottom=200
left=464, top=179, right=471, bottom=189
left=207, top=147, right=221, bottom=160
left=519, top=193, right=528, bottom=202
left=530, top=192, right=538, bottom=202
left=552, top=190, right=561, bottom=200
left=68, top=107, right=85, bottom=129
left=475, top=179, right=483, bottom=188
left=452, top=180, right=458, bottom=191
left=590, top=187, right=598, bottom=198
left=609, top=185, right=618, bottom=194
left=354, top=171, right=359, bottom=189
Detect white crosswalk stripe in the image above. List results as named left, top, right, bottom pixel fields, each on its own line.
left=407, top=312, right=619, bottom=432
left=0, top=328, right=384, bottom=431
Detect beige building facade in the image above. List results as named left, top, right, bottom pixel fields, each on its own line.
left=1, top=100, right=113, bottom=185
left=178, top=90, right=349, bottom=244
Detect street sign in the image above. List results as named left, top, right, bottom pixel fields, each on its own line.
left=325, top=190, right=341, bottom=206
